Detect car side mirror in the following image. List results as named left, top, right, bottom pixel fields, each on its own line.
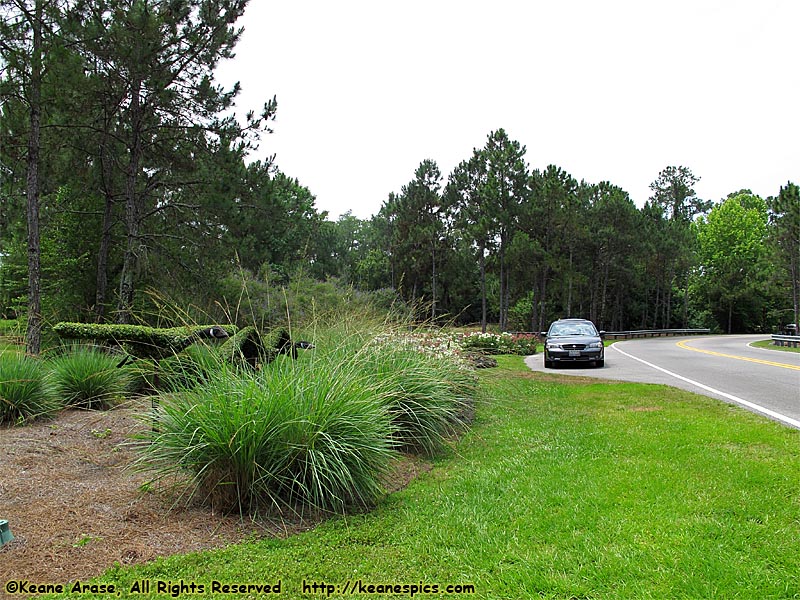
left=540, top=332, right=548, bottom=338
left=599, top=331, right=606, bottom=338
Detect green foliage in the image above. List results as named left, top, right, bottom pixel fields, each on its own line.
left=695, top=193, right=771, bottom=332
left=103, top=356, right=800, bottom=599
left=320, top=327, right=478, bottom=456
left=134, top=319, right=480, bottom=514
left=508, top=290, right=534, bottom=331
left=47, top=346, right=134, bottom=409
left=218, top=269, right=405, bottom=329
left=136, top=359, right=396, bottom=515
left=364, top=345, right=476, bottom=456
left=0, top=354, right=60, bottom=424
left=768, top=182, right=800, bottom=327
left=52, top=322, right=237, bottom=359
left=460, top=331, right=538, bottom=355
left=217, top=325, right=288, bottom=368
left=0, top=319, right=21, bottom=336
left=155, top=343, right=228, bottom=392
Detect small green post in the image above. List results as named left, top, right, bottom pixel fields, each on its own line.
left=0, top=520, right=14, bottom=547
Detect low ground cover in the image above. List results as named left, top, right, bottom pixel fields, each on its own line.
left=68, top=355, right=800, bottom=599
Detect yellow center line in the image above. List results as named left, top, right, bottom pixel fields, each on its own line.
left=676, top=339, right=800, bottom=371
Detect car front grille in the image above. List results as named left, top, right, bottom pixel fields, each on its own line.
left=563, top=344, right=586, bottom=350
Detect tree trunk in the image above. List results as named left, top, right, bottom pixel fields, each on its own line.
left=25, top=0, right=43, bottom=355
left=95, top=124, right=118, bottom=322
left=600, top=259, right=609, bottom=327
left=430, top=239, right=436, bottom=322
left=538, top=269, right=549, bottom=333
left=682, top=276, right=689, bottom=329
left=117, top=78, right=144, bottom=325
left=727, top=301, right=733, bottom=334
left=499, top=240, right=506, bottom=331
left=792, top=257, right=799, bottom=327
left=479, top=241, right=487, bottom=333
left=95, top=194, right=114, bottom=322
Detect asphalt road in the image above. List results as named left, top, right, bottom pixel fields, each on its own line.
left=524, top=335, right=800, bottom=429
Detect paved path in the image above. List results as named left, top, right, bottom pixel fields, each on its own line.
left=525, top=335, right=800, bottom=429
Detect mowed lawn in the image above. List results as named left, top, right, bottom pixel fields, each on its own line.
left=88, top=356, right=800, bottom=599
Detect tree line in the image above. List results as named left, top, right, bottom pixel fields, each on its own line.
left=334, top=134, right=798, bottom=335
left=2, top=1, right=798, bottom=355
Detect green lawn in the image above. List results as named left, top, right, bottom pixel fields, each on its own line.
left=71, top=356, right=800, bottom=598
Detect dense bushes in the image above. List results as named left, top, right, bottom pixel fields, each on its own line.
left=1, top=317, right=488, bottom=515
left=358, top=340, right=476, bottom=456
left=52, top=322, right=238, bottom=359
left=460, top=331, right=538, bottom=355
left=0, top=354, right=60, bottom=424
left=0, top=346, right=137, bottom=424
left=137, top=360, right=396, bottom=513
left=48, top=346, right=134, bottom=409
left=136, top=322, right=479, bottom=514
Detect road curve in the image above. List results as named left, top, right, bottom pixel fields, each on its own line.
left=524, top=335, right=800, bottom=429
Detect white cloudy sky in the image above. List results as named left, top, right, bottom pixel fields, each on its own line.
left=216, top=0, right=799, bottom=220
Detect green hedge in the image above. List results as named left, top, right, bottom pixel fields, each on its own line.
left=52, top=322, right=293, bottom=367
left=218, top=326, right=291, bottom=367
left=52, top=322, right=238, bottom=360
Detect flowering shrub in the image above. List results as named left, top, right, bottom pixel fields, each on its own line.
left=460, top=331, right=538, bottom=355
left=370, top=329, right=539, bottom=362
left=371, top=331, right=466, bottom=364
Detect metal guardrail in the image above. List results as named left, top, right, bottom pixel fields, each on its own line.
left=603, top=328, right=710, bottom=340
left=772, top=334, right=800, bottom=348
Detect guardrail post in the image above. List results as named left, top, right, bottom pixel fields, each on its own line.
left=772, top=334, right=800, bottom=348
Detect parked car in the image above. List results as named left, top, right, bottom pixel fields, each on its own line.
left=541, top=318, right=605, bottom=368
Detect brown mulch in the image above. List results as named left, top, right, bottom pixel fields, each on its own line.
left=0, top=397, right=429, bottom=585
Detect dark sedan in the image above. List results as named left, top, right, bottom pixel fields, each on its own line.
left=542, top=318, right=605, bottom=368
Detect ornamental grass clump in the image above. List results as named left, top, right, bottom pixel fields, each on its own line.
left=314, top=325, right=478, bottom=456
left=136, top=357, right=396, bottom=515
left=359, top=341, right=477, bottom=456
left=0, top=353, right=60, bottom=424
left=156, top=343, right=227, bottom=391
left=48, top=346, right=134, bottom=409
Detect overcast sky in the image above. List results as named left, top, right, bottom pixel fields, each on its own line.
left=216, top=0, right=799, bottom=220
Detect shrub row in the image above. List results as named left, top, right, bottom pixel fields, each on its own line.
left=0, top=347, right=133, bottom=424
left=2, top=322, right=481, bottom=515
left=460, top=331, right=539, bottom=355
left=135, top=325, right=479, bottom=515
left=52, top=322, right=239, bottom=359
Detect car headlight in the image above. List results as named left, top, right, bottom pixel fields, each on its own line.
left=546, top=343, right=562, bottom=350
left=587, top=341, right=603, bottom=349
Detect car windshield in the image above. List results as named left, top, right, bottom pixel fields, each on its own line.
left=548, top=322, right=597, bottom=337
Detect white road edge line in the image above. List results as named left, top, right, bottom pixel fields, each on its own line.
left=611, top=344, right=800, bottom=430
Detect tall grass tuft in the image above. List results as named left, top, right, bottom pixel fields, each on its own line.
left=311, top=323, right=478, bottom=456
left=136, top=357, right=397, bottom=515
left=157, top=343, right=227, bottom=391
left=48, top=346, right=134, bottom=409
left=0, top=353, right=60, bottom=424
left=363, top=344, right=477, bottom=456
left=134, top=312, right=480, bottom=515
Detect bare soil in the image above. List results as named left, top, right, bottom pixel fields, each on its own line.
left=0, top=397, right=428, bottom=586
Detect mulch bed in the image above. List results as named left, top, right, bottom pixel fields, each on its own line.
left=0, top=397, right=428, bottom=586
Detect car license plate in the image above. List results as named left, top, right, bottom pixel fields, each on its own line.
left=568, top=350, right=581, bottom=357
